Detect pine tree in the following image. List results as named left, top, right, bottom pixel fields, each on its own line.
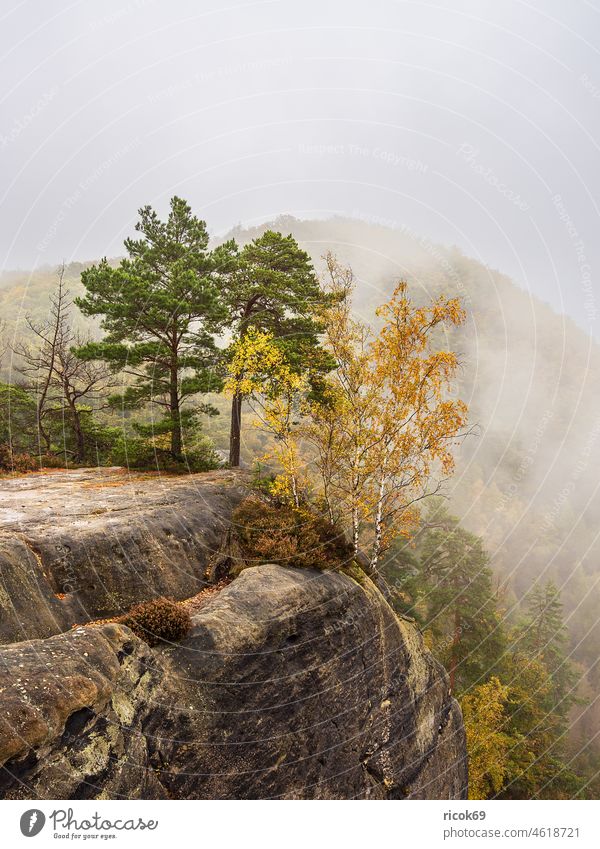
left=420, top=515, right=505, bottom=693
left=515, top=581, right=580, bottom=724
left=75, top=197, right=229, bottom=459
left=222, top=231, right=333, bottom=467
left=380, top=538, right=423, bottom=620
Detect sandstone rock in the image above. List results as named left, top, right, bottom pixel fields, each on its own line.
left=0, top=565, right=467, bottom=799
left=0, top=623, right=163, bottom=799
left=0, top=536, right=70, bottom=644
left=0, top=469, right=248, bottom=642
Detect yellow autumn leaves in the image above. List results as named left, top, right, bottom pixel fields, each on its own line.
left=461, top=677, right=513, bottom=799
left=225, top=253, right=468, bottom=569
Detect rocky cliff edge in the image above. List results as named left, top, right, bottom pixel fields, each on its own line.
left=0, top=562, right=467, bottom=799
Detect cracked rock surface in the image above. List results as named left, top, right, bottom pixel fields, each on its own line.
left=0, top=565, right=467, bottom=800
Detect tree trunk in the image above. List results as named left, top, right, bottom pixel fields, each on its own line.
left=171, top=412, right=182, bottom=459
left=37, top=264, right=66, bottom=457
left=228, top=299, right=260, bottom=468
left=69, top=401, right=85, bottom=463
left=352, top=505, right=360, bottom=555
left=170, top=362, right=182, bottom=460
left=370, top=462, right=388, bottom=572
left=323, top=482, right=335, bottom=525
left=37, top=412, right=52, bottom=455
left=289, top=464, right=300, bottom=508
left=229, top=391, right=242, bottom=467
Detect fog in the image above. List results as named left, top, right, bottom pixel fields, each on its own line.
left=3, top=1, right=600, bottom=783
left=2, top=0, right=600, bottom=336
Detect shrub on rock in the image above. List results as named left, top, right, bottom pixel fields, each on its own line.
left=233, top=495, right=353, bottom=571
left=0, top=443, right=39, bottom=473
left=118, top=597, right=191, bottom=646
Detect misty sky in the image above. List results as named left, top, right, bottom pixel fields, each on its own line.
left=2, top=0, right=600, bottom=334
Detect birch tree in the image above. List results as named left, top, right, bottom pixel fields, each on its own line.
left=224, top=327, right=308, bottom=506
left=303, top=256, right=469, bottom=570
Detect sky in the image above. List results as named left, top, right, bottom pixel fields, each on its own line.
left=2, top=0, right=600, bottom=334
